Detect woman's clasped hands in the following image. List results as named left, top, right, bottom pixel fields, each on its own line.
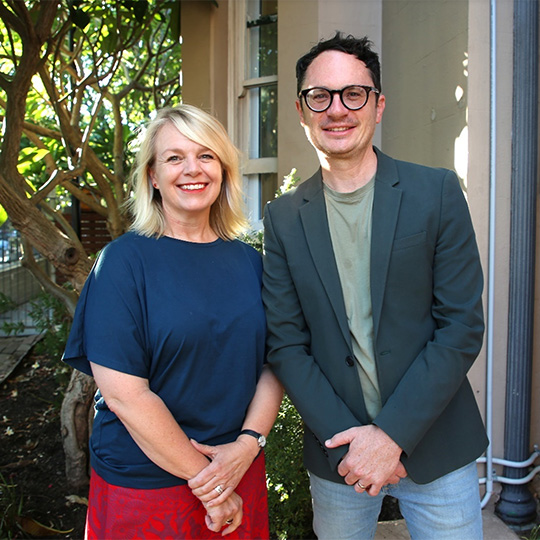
left=189, top=437, right=261, bottom=535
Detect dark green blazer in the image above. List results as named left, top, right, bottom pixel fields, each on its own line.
left=262, top=148, right=488, bottom=485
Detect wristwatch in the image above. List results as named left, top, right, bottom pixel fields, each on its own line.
left=239, top=429, right=266, bottom=448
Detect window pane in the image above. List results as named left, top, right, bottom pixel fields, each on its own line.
left=244, top=173, right=277, bottom=222
left=248, top=84, right=277, bottom=159
left=246, top=0, right=277, bottom=79
left=260, top=84, right=277, bottom=157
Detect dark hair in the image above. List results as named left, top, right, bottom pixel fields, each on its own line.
left=296, top=32, right=381, bottom=95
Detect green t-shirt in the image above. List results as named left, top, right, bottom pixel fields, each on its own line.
left=324, top=179, right=381, bottom=420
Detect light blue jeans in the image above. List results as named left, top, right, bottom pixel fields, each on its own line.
left=310, top=461, right=483, bottom=540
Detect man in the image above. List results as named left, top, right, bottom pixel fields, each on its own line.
left=262, top=32, right=488, bottom=539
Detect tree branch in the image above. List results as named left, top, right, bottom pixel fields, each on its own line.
left=20, top=237, right=79, bottom=317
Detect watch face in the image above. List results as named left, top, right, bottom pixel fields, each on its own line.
left=258, top=435, right=267, bottom=448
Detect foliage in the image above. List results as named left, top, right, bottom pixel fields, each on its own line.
left=266, top=395, right=314, bottom=539
left=2, top=0, right=182, bottom=198
left=241, top=229, right=264, bottom=253
left=276, top=168, right=301, bottom=198
left=524, top=524, right=540, bottom=540
left=1, top=321, right=25, bottom=336
left=0, top=472, right=23, bottom=540
left=28, top=290, right=71, bottom=363
left=1, top=290, right=24, bottom=335
left=0, top=292, right=16, bottom=315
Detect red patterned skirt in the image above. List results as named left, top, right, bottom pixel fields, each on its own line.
left=85, top=452, right=269, bottom=539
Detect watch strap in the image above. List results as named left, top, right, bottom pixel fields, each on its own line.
left=239, top=429, right=266, bottom=447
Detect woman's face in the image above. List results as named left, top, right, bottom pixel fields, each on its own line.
left=148, top=123, right=223, bottom=225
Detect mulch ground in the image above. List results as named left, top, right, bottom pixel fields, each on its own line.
left=0, top=348, right=87, bottom=539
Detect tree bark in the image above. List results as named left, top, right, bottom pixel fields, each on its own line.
left=60, top=369, right=96, bottom=488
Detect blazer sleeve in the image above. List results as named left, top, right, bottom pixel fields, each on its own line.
left=262, top=201, right=362, bottom=471
left=372, top=170, right=485, bottom=457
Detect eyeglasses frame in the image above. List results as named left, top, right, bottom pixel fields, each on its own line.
left=298, top=85, right=380, bottom=113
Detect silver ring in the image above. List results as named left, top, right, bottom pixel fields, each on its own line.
left=214, top=484, right=224, bottom=495
left=226, top=519, right=234, bottom=525
left=357, top=481, right=367, bottom=489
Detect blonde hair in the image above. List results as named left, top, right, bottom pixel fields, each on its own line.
left=127, top=105, right=248, bottom=240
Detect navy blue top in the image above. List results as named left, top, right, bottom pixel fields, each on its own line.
left=63, top=232, right=266, bottom=489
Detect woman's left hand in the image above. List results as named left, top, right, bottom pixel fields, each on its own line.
left=188, top=438, right=259, bottom=505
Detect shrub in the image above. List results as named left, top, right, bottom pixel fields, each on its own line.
left=266, top=395, right=314, bottom=539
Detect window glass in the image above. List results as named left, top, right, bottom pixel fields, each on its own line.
left=244, top=172, right=277, bottom=222
left=246, top=0, right=277, bottom=79
left=248, top=85, right=277, bottom=159
left=243, top=0, right=278, bottom=224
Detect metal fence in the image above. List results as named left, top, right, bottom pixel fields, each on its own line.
left=0, top=220, right=22, bottom=264
left=0, top=221, right=44, bottom=336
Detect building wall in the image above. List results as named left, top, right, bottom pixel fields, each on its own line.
left=181, top=0, right=229, bottom=125
left=381, top=0, right=468, bottom=175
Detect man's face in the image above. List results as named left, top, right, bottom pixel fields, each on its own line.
left=296, top=50, right=385, bottom=162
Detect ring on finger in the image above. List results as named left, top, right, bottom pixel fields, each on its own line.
left=357, top=481, right=367, bottom=490
left=226, top=518, right=234, bottom=525
left=214, top=484, right=224, bottom=495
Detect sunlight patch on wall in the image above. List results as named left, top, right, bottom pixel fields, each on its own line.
left=454, top=124, right=468, bottom=193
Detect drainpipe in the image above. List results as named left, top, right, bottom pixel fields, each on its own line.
left=479, top=0, right=497, bottom=509
left=494, top=0, right=539, bottom=528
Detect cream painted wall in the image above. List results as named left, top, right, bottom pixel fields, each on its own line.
left=381, top=0, right=468, bottom=173
left=180, top=0, right=229, bottom=125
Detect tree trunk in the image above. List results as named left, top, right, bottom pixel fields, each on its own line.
left=60, top=369, right=96, bottom=488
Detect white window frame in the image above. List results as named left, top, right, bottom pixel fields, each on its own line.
left=228, top=0, right=277, bottom=228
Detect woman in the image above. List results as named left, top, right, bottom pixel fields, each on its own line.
left=63, top=105, right=283, bottom=539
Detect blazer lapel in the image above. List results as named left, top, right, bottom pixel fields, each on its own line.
left=371, top=149, right=402, bottom=337
left=299, top=171, right=351, bottom=347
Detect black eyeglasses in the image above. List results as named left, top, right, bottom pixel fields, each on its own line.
left=298, top=85, right=380, bottom=113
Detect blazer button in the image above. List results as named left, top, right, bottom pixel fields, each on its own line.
left=346, top=355, right=355, bottom=366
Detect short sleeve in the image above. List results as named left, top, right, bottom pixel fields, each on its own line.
left=63, top=238, right=149, bottom=378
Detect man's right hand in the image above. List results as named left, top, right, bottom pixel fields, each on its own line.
left=325, top=424, right=407, bottom=496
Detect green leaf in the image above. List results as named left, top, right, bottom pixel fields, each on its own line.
left=124, top=0, right=149, bottom=22
left=0, top=205, right=7, bottom=227
left=16, top=147, right=50, bottom=174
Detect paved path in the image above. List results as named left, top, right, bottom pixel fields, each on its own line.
left=375, top=499, right=520, bottom=539
left=0, top=334, right=42, bottom=385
